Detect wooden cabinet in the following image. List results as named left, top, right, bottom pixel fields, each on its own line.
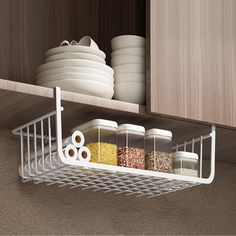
left=146, top=0, right=236, bottom=128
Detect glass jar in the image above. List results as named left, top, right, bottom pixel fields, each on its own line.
left=73, top=119, right=118, bottom=165
left=145, top=129, right=172, bottom=173
left=117, top=124, right=145, bottom=169
left=172, top=151, right=199, bottom=177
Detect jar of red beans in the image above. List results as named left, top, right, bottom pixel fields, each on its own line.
left=117, top=124, right=145, bottom=169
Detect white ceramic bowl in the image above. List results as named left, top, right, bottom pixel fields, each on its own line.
left=111, top=35, right=145, bottom=51
left=37, top=67, right=113, bottom=80
left=111, top=47, right=145, bottom=57
left=37, top=73, right=114, bottom=87
left=77, top=36, right=99, bottom=49
left=45, top=45, right=106, bottom=59
left=45, top=52, right=105, bottom=64
left=37, top=59, right=114, bottom=76
left=111, top=55, right=145, bottom=67
left=113, top=63, right=145, bottom=74
left=114, top=73, right=145, bottom=83
left=114, top=82, right=145, bottom=104
left=41, top=79, right=114, bottom=99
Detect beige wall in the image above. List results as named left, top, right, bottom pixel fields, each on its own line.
left=0, top=128, right=235, bottom=235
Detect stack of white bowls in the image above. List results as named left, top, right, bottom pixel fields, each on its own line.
left=36, top=36, right=114, bottom=99
left=111, top=35, right=145, bottom=104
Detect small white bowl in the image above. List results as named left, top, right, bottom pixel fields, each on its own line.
left=45, top=52, right=105, bottom=64
left=114, top=82, right=145, bottom=104
left=37, top=67, right=112, bottom=80
left=114, top=73, right=145, bottom=83
left=37, top=59, right=114, bottom=76
left=113, top=63, right=145, bottom=74
left=77, top=36, right=99, bottom=49
left=41, top=79, right=114, bottom=99
left=111, top=55, right=145, bottom=67
left=111, top=35, right=145, bottom=51
left=37, top=72, right=114, bottom=87
left=111, top=47, right=145, bottom=57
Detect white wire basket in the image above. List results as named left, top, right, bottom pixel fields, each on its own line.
left=12, top=87, right=216, bottom=198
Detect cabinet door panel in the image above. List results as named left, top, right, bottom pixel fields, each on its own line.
left=147, top=0, right=236, bottom=127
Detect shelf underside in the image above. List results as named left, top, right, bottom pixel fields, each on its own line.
left=23, top=163, right=199, bottom=198
left=0, top=78, right=236, bottom=163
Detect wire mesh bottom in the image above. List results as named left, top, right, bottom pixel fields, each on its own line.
left=23, top=164, right=199, bottom=198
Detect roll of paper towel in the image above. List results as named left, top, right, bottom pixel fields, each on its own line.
left=64, top=144, right=78, bottom=160
left=70, top=130, right=85, bottom=148
left=77, top=146, right=91, bottom=162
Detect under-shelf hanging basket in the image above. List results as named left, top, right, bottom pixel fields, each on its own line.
left=12, top=87, right=216, bottom=198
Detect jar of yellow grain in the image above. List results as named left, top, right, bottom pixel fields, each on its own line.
left=73, top=119, right=118, bottom=165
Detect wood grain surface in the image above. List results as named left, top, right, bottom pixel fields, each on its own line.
left=0, top=0, right=76, bottom=84
left=147, top=0, right=236, bottom=127
left=0, top=0, right=145, bottom=84
left=0, top=128, right=236, bottom=235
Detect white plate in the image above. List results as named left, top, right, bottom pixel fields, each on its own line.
left=37, top=67, right=113, bottom=80
left=37, top=59, right=114, bottom=75
left=114, top=82, right=145, bottom=104
left=45, top=45, right=106, bottom=59
left=111, top=55, right=145, bottom=67
left=111, top=47, right=145, bottom=57
left=45, top=52, right=105, bottom=64
left=41, top=79, right=114, bottom=99
left=111, top=35, right=145, bottom=51
left=113, top=63, right=145, bottom=74
left=114, top=73, right=145, bottom=83
left=37, top=73, right=114, bottom=87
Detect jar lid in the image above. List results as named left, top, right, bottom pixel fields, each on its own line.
left=118, top=124, right=145, bottom=133
left=71, top=119, right=118, bottom=133
left=173, top=151, right=199, bottom=160
left=145, top=128, right=172, bottom=138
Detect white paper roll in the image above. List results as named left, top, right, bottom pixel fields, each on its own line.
left=71, top=130, right=85, bottom=148
left=77, top=146, right=91, bottom=162
left=64, top=144, right=78, bottom=160
left=24, top=130, right=85, bottom=161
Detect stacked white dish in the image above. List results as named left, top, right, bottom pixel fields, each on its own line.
left=36, top=37, right=114, bottom=99
left=111, top=35, right=146, bottom=104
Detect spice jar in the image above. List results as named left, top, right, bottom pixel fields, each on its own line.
left=117, top=124, right=145, bottom=169
left=172, top=151, right=199, bottom=177
left=145, top=128, right=172, bottom=173
left=73, top=119, right=118, bottom=165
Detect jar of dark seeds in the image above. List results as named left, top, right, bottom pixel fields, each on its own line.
left=145, top=129, right=172, bottom=173
left=117, top=124, right=145, bottom=169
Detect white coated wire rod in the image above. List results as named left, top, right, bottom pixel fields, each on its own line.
left=12, top=131, right=56, bottom=140
left=27, top=126, right=32, bottom=176
left=172, top=133, right=211, bottom=150
left=12, top=108, right=64, bottom=134
left=200, top=136, right=203, bottom=178
left=33, top=123, right=38, bottom=173
left=176, top=144, right=178, bottom=152
left=184, top=141, right=187, bottom=151
left=48, top=117, right=52, bottom=166
left=41, top=120, right=45, bottom=171
left=20, top=130, right=25, bottom=179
